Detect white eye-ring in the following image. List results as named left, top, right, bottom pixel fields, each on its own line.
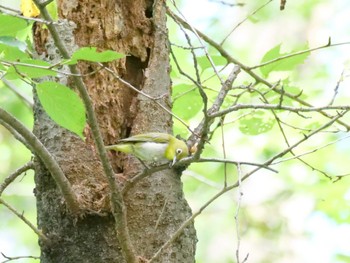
left=176, top=148, right=183, bottom=155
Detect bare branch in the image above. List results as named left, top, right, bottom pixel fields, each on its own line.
left=2, top=78, right=33, bottom=109
left=259, top=90, right=334, bottom=180
left=184, top=170, right=222, bottom=189
left=210, top=103, right=350, bottom=119
left=0, top=198, right=49, bottom=243
left=220, top=0, right=273, bottom=46
left=190, top=66, right=241, bottom=157
left=101, top=64, right=194, bottom=135
left=220, top=117, right=228, bottom=186
left=0, top=4, right=60, bottom=25
left=194, top=158, right=278, bottom=173
left=123, top=154, right=278, bottom=196
left=0, top=59, right=104, bottom=78
left=121, top=164, right=169, bottom=195
left=280, top=0, right=287, bottom=10
left=273, top=134, right=350, bottom=166
left=236, top=111, right=347, bottom=184
left=235, top=163, right=249, bottom=263
left=328, top=69, right=344, bottom=106
left=168, top=1, right=225, bottom=86
left=148, top=185, right=230, bottom=263
left=209, top=0, right=245, bottom=7
left=248, top=39, right=350, bottom=70
left=0, top=119, right=33, bottom=151
left=169, top=23, right=209, bottom=113
left=169, top=47, right=207, bottom=114
left=169, top=42, right=204, bottom=50
left=1, top=253, right=39, bottom=263
left=154, top=191, right=171, bottom=232
left=0, top=161, right=34, bottom=196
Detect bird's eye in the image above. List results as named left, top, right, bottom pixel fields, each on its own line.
left=176, top=148, right=182, bottom=155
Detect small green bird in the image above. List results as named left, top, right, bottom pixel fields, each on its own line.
left=106, top=133, right=189, bottom=165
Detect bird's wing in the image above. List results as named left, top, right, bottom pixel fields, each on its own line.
left=118, top=133, right=171, bottom=143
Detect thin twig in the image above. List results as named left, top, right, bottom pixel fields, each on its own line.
left=0, top=198, right=50, bottom=243
left=2, top=78, right=33, bottom=109
left=193, top=158, right=278, bottom=173
left=1, top=253, right=39, bottom=263
left=0, top=161, right=34, bottom=196
left=122, top=149, right=279, bottom=196
left=168, top=2, right=225, bottom=87
left=0, top=4, right=60, bottom=25
left=184, top=170, right=222, bottom=189
left=100, top=64, right=194, bottom=134
left=121, top=164, right=169, bottom=195
left=190, top=66, right=241, bottom=158
left=328, top=69, right=344, bottom=106
left=169, top=42, right=204, bottom=50
left=169, top=47, right=207, bottom=113
left=236, top=112, right=347, bottom=184
left=280, top=0, right=287, bottom=10
left=234, top=163, right=248, bottom=263
left=210, top=103, right=350, bottom=119
left=148, top=185, right=230, bottom=263
left=220, top=0, right=273, bottom=46
left=179, top=21, right=202, bottom=86
left=272, top=134, right=350, bottom=166
left=220, top=117, right=228, bottom=187
left=259, top=89, right=321, bottom=181
left=122, top=155, right=278, bottom=196
left=248, top=39, right=350, bottom=70
left=154, top=188, right=171, bottom=231
left=209, top=0, right=245, bottom=7
left=332, top=172, right=350, bottom=182
left=0, top=59, right=104, bottom=78
left=0, top=119, right=33, bottom=151
left=269, top=97, right=334, bottom=180
left=173, top=16, right=209, bottom=113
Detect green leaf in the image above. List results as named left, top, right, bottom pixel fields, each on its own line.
left=0, top=43, right=29, bottom=61
left=172, top=84, right=203, bottom=121
left=239, top=110, right=275, bottom=135
left=7, top=59, right=57, bottom=79
left=47, top=0, right=59, bottom=21
left=36, top=82, right=86, bottom=139
left=197, top=55, right=227, bottom=72
left=0, top=36, right=27, bottom=51
left=260, top=43, right=310, bottom=77
left=69, top=47, right=125, bottom=64
left=0, top=14, right=28, bottom=37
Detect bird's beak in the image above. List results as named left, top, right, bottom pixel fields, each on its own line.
left=171, top=156, right=177, bottom=166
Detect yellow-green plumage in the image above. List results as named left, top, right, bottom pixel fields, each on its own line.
left=106, top=133, right=189, bottom=165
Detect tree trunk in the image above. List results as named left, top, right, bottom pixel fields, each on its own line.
left=33, top=0, right=196, bottom=262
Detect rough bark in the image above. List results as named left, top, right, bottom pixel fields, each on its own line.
left=33, top=0, right=196, bottom=262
